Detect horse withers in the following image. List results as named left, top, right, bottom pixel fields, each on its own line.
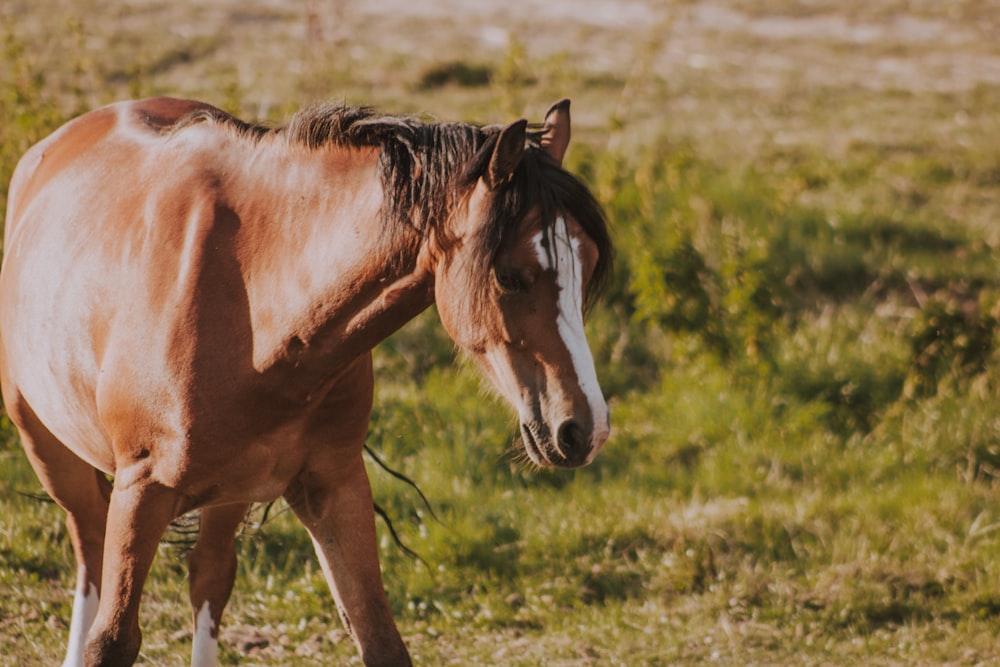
left=0, top=96, right=612, bottom=666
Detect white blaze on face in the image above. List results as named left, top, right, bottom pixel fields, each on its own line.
left=191, top=601, right=219, bottom=667
left=534, top=217, right=610, bottom=457
left=484, top=345, right=529, bottom=421
left=62, top=581, right=99, bottom=667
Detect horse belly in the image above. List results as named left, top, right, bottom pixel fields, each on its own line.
left=4, top=364, right=112, bottom=473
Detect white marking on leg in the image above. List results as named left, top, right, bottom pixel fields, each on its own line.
left=191, top=601, right=218, bottom=667
left=61, top=581, right=98, bottom=667
left=534, top=217, right=610, bottom=459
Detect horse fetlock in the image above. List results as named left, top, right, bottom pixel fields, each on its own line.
left=360, top=640, right=412, bottom=667
left=83, top=625, right=141, bottom=667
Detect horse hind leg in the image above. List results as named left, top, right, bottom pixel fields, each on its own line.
left=6, top=397, right=111, bottom=667
left=187, top=502, right=249, bottom=667
left=61, top=485, right=108, bottom=667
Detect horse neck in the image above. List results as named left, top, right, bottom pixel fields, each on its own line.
left=237, top=143, right=437, bottom=382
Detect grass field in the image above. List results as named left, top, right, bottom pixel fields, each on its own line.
left=3, top=1, right=1000, bottom=665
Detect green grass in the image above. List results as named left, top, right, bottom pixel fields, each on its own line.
left=4, top=1, right=1000, bottom=665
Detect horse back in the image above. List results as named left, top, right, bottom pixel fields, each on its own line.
left=6, top=98, right=217, bottom=240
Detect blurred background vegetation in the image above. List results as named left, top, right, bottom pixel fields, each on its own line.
left=3, top=1, right=1000, bottom=664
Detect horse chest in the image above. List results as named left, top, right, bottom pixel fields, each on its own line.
left=144, top=358, right=374, bottom=503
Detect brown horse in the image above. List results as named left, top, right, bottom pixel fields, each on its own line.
left=0, top=96, right=612, bottom=666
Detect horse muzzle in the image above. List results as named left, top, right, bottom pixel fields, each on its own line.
left=520, top=414, right=609, bottom=468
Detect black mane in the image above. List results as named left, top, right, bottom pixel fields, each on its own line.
left=174, top=103, right=612, bottom=305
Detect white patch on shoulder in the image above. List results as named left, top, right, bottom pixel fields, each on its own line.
left=191, top=601, right=218, bottom=667
left=533, top=217, right=610, bottom=458
left=61, top=581, right=98, bottom=667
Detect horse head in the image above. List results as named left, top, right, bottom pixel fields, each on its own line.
left=432, top=100, right=612, bottom=468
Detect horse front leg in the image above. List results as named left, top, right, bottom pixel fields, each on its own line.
left=285, top=452, right=411, bottom=667
left=84, top=477, right=178, bottom=667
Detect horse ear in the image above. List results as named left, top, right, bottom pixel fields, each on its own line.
left=486, top=119, right=527, bottom=189
left=540, top=98, right=571, bottom=166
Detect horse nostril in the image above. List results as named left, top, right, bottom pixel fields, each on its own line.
left=557, top=420, right=589, bottom=461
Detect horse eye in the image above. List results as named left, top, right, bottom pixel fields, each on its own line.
left=496, top=268, right=531, bottom=294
